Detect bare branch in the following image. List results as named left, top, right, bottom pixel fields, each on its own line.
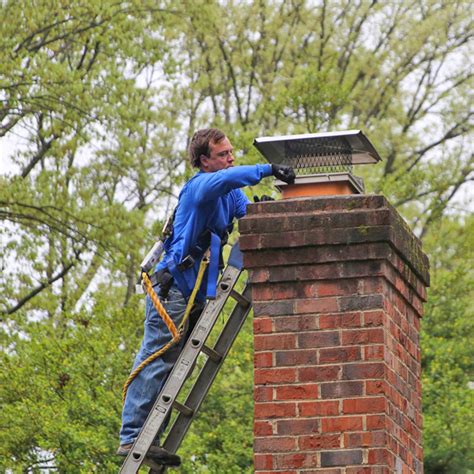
left=3, top=257, right=78, bottom=315
left=21, top=136, right=58, bottom=178
left=419, top=159, right=474, bottom=238
left=406, top=116, right=473, bottom=173
left=338, top=0, right=378, bottom=86
left=216, top=36, right=244, bottom=125
left=317, top=0, right=327, bottom=72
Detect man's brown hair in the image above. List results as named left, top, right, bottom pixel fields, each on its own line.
left=188, top=128, right=226, bottom=168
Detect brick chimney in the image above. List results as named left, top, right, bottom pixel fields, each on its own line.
left=239, top=195, right=429, bottom=473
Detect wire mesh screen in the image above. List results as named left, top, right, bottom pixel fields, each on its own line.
left=283, top=136, right=353, bottom=174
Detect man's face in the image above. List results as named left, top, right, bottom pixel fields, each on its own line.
left=200, top=137, right=235, bottom=172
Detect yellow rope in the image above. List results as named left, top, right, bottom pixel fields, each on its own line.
left=178, top=251, right=209, bottom=332
left=122, top=251, right=210, bottom=404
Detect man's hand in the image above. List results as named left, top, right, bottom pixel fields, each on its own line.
left=272, top=164, right=296, bottom=184
left=253, top=194, right=275, bottom=202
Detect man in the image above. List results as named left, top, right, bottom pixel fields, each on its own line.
left=118, top=128, right=295, bottom=466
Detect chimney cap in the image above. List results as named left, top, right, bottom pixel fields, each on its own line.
left=253, top=130, right=382, bottom=170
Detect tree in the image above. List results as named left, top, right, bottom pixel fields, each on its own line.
left=421, top=215, right=474, bottom=473
left=1, top=0, right=472, bottom=472
left=1, top=1, right=184, bottom=471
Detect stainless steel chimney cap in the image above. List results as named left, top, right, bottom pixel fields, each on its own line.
left=253, top=130, right=382, bottom=173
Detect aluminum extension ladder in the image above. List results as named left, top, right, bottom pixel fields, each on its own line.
left=119, top=243, right=252, bottom=474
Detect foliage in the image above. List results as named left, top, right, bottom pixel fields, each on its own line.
left=0, top=287, right=142, bottom=473
left=1, top=0, right=472, bottom=472
left=421, top=215, right=474, bottom=473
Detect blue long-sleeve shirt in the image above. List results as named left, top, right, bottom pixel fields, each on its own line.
left=157, top=164, right=272, bottom=301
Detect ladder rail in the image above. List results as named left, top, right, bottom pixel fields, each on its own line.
left=119, top=264, right=244, bottom=474
left=162, top=285, right=252, bottom=455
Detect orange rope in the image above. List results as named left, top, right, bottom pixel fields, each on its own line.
left=122, top=336, right=180, bottom=404
left=142, top=272, right=178, bottom=339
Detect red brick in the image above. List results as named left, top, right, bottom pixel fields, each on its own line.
left=368, top=448, right=391, bottom=464
left=254, top=352, right=273, bottom=368
left=296, top=297, right=339, bottom=314
left=254, top=436, right=297, bottom=453
left=344, top=431, right=386, bottom=448
left=254, top=386, right=273, bottom=402
left=338, top=259, right=385, bottom=279
left=274, top=316, right=300, bottom=332
left=395, top=275, right=409, bottom=297
left=320, top=381, right=364, bottom=399
left=299, top=434, right=341, bottom=450
left=299, top=315, right=320, bottom=330
left=305, top=470, right=343, bottom=474
left=248, top=268, right=269, bottom=283
left=274, top=452, right=319, bottom=469
left=346, top=468, right=390, bottom=474
left=254, top=317, right=273, bottom=334
left=254, top=453, right=273, bottom=470
left=275, top=349, right=317, bottom=366
left=299, top=365, right=341, bottom=382
left=297, top=263, right=344, bottom=281
left=321, top=416, right=363, bottom=433
left=341, top=328, right=384, bottom=345
left=268, top=265, right=298, bottom=282
left=254, top=402, right=297, bottom=419
left=343, top=397, right=385, bottom=414
left=320, top=312, right=361, bottom=329
left=277, top=418, right=319, bottom=435
left=299, top=281, right=320, bottom=298
left=364, top=345, right=385, bottom=360
left=321, top=449, right=363, bottom=467
left=272, top=283, right=299, bottom=299
left=254, top=334, right=296, bottom=351
left=319, top=346, right=361, bottom=363
left=363, top=310, right=385, bottom=326
left=261, top=231, right=306, bottom=249
left=255, top=368, right=297, bottom=385
left=254, top=421, right=273, bottom=436
left=275, top=384, right=319, bottom=401
left=299, top=331, right=340, bottom=349
left=366, top=380, right=386, bottom=395
left=257, top=471, right=297, bottom=474
left=299, top=400, right=339, bottom=417
left=339, top=295, right=384, bottom=311
left=343, top=363, right=385, bottom=380
left=253, top=300, right=294, bottom=316
left=317, top=280, right=359, bottom=297
left=360, top=278, right=384, bottom=295
left=252, top=285, right=274, bottom=300
left=367, top=414, right=386, bottom=430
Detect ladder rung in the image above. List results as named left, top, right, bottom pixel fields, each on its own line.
left=230, top=289, right=250, bottom=308
left=172, top=400, right=194, bottom=417
left=201, top=344, right=222, bottom=362
left=143, top=457, right=163, bottom=472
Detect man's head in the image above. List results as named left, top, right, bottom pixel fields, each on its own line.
left=189, top=128, right=235, bottom=172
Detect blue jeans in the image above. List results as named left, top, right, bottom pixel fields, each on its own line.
left=120, top=283, right=190, bottom=446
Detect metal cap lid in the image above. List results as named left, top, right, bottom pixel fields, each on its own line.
left=254, top=130, right=381, bottom=175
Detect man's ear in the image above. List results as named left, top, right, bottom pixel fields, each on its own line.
left=200, top=154, right=209, bottom=170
